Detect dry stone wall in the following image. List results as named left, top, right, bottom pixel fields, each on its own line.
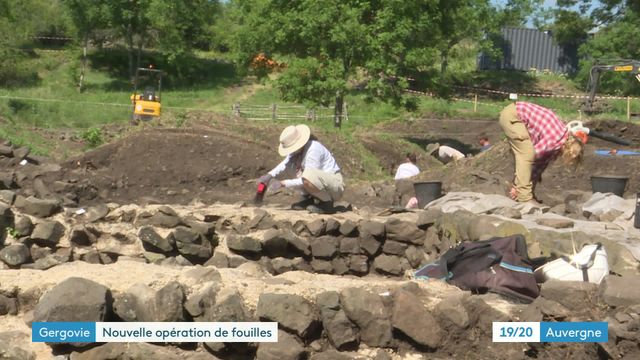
left=2, top=191, right=640, bottom=359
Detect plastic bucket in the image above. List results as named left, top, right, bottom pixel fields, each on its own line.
left=635, top=193, right=640, bottom=229
left=413, top=181, right=442, bottom=208
left=534, top=244, right=609, bottom=284
left=590, top=175, right=628, bottom=197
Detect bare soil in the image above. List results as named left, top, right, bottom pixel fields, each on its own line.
left=4, top=114, right=640, bottom=209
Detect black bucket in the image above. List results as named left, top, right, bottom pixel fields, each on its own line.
left=634, top=193, right=640, bottom=229
left=590, top=175, right=628, bottom=197
left=414, top=181, right=443, bottom=208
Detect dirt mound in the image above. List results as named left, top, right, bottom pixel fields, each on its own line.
left=354, top=118, right=640, bottom=204
left=47, top=128, right=280, bottom=205
left=411, top=119, right=640, bottom=204
left=5, top=116, right=640, bottom=209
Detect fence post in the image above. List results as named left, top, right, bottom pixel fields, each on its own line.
left=343, top=101, right=348, bottom=122
left=271, top=104, right=277, bottom=120
left=473, top=94, right=478, bottom=113
left=628, top=96, right=631, bottom=121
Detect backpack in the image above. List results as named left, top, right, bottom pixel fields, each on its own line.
left=415, top=234, right=539, bottom=303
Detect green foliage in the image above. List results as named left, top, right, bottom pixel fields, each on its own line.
left=550, top=10, right=592, bottom=47
left=148, top=0, right=217, bottom=63
left=174, top=112, right=187, bottom=127
left=232, top=0, right=505, bottom=121
left=6, top=227, right=20, bottom=238
left=0, top=1, right=38, bottom=86
left=81, top=127, right=103, bottom=148
left=275, top=57, right=346, bottom=107
left=573, top=9, right=640, bottom=96
left=63, top=0, right=109, bottom=50
left=493, top=0, right=544, bottom=27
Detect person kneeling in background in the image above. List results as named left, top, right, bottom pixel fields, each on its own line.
left=394, top=153, right=420, bottom=208
left=426, top=143, right=466, bottom=164
left=479, top=136, right=492, bottom=152
left=258, top=124, right=344, bottom=214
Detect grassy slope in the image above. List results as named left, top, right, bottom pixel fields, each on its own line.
left=1, top=47, right=637, bottom=176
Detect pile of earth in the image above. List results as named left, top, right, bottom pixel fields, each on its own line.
left=3, top=115, right=640, bottom=210
left=398, top=119, right=640, bottom=204
left=20, top=121, right=395, bottom=208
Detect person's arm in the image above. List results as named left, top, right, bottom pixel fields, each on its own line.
left=268, top=155, right=291, bottom=178
left=280, top=143, right=323, bottom=188
left=282, top=177, right=303, bottom=188
left=531, top=154, right=553, bottom=184
left=394, top=164, right=404, bottom=180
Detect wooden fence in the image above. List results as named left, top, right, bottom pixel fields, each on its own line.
left=231, top=103, right=348, bottom=123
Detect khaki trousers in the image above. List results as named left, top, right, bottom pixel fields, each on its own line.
left=302, top=168, right=344, bottom=202
left=499, top=103, right=534, bottom=202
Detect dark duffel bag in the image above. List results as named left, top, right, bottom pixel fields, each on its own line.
left=415, top=234, right=539, bottom=303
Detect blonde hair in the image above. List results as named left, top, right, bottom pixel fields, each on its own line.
left=561, top=134, right=584, bottom=165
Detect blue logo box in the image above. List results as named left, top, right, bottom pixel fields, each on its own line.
left=540, top=322, right=608, bottom=342
left=32, top=322, right=96, bottom=343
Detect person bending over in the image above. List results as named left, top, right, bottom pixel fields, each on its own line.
left=258, top=124, right=344, bottom=214
left=499, top=102, right=586, bottom=203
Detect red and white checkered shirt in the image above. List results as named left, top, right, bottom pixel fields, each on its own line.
left=516, top=102, right=568, bottom=183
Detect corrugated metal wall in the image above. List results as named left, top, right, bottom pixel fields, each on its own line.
left=478, top=27, right=579, bottom=74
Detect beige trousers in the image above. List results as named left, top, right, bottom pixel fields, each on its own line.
left=499, top=103, right=535, bottom=202
left=302, top=168, right=344, bottom=202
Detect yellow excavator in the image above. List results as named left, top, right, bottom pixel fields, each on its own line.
left=130, top=66, right=163, bottom=124
left=583, top=59, right=640, bottom=113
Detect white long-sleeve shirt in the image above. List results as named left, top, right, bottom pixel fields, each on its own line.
left=268, top=140, right=340, bottom=188
left=394, top=162, right=420, bottom=180
left=438, top=145, right=465, bottom=163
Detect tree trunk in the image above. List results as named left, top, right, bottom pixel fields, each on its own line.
left=440, top=49, right=449, bottom=74
left=78, top=35, right=88, bottom=93
left=136, top=36, right=143, bottom=70
left=334, top=92, right=344, bottom=128
left=126, top=26, right=135, bottom=81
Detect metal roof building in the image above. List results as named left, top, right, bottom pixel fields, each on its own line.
left=477, top=27, right=579, bottom=74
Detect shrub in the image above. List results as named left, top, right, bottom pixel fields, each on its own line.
left=81, top=127, right=103, bottom=148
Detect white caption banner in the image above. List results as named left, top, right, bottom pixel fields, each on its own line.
left=95, top=322, right=278, bottom=342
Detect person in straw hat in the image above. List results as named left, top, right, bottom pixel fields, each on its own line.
left=499, top=101, right=586, bottom=204
left=426, top=143, right=465, bottom=164
left=257, top=124, right=344, bottom=214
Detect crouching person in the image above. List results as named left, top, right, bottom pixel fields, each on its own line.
left=258, top=124, right=344, bottom=214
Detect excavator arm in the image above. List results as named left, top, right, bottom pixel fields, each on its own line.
left=584, top=59, right=640, bottom=113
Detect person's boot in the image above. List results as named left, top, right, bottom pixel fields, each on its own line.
left=291, top=195, right=315, bottom=210
left=307, top=200, right=335, bottom=214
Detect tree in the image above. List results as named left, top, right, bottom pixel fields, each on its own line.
left=103, top=0, right=152, bottom=80
left=231, top=1, right=531, bottom=126
left=493, top=0, right=543, bottom=27
left=147, top=0, right=218, bottom=73
left=64, top=0, right=109, bottom=91
left=232, top=0, right=377, bottom=127
left=0, top=0, right=64, bottom=86
left=548, top=1, right=640, bottom=95
left=433, top=0, right=494, bottom=74
left=0, top=0, right=23, bottom=85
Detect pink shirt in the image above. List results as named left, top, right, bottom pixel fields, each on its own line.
left=516, top=102, right=568, bottom=182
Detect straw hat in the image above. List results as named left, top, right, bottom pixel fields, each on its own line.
left=278, top=124, right=311, bottom=156
left=426, top=142, right=440, bottom=155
